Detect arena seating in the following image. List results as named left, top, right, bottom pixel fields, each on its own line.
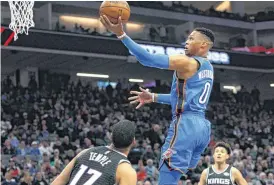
left=128, top=1, right=274, bottom=22
left=1, top=74, right=273, bottom=185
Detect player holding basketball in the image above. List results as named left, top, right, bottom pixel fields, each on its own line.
left=100, top=15, right=214, bottom=185
left=199, top=142, right=248, bottom=185
left=51, top=120, right=137, bottom=185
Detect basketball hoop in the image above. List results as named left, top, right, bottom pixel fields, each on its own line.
left=8, top=1, right=35, bottom=41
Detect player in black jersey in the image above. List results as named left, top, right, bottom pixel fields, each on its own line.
left=51, top=120, right=137, bottom=185
left=198, top=142, right=247, bottom=185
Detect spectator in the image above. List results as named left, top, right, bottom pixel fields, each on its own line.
left=51, top=149, right=63, bottom=164
left=153, top=143, right=161, bottom=163
left=83, top=138, right=93, bottom=148
left=32, top=172, right=48, bottom=185
left=149, top=26, right=157, bottom=42
left=28, top=160, right=39, bottom=176
left=141, top=145, right=156, bottom=163
left=234, top=156, right=244, bottom=168
left=9, top=132, right=19, bottom=149
left=2, top=139, right=15, bottom=155
left=62, top=136, right=76, bottom=151
left=143, top=124, right=163, bottom=148
left=194, top=160, right=205, bottom=175
left=137, top=166, right=147, bottom=182
left=232, top=143, right=244, bottom=158
left=106, top=82, right=113, bottom=98
left=208, top=134, right=216, bottom=149
left=20, top=171, right=32, bottom=185
left=1, top=160, right=7, bottom=179
left=203, top=155, right=211, bottom=168
left=251, top=86, right=260, bottom=103
left=158, top=24, right=167, bottom=42
left=233, top=126, right=243, bottom=138
left=5, top=75, right=13, bottom=87
left=39, top=140, right=53, bottom=157
left=143, top=180, right=152, bottom=185
left=90, top=28, right=99, bottom=36
left=28, top=75, right=38, bottom=92
left=74, top=23, right=79, bottom=33
left=53, top=139, right=65, bottom=154
left=16, top=141, right=29, bottom=156
left=2, top=170, right=17, bottom=185
left=55, top=21, right=60, bottom=31
left=259, top=172, right=268, bottom=185
left=39, top=125, right=50, bottom=141
left=94, top=125, right=106, bottom=142
left=267, top=173, right=274, bottom=185
left=29, top=141, right=41, bottom=157
left=145, top=159, right=159, bottom=181
left=1, top=121, right=12, bottom=136
left=6, top=159, right=21, bottom=179
left=65, top=149, right=76, bottom=161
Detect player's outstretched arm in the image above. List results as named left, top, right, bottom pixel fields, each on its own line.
left=51, top=157, right=76, bottom=185
left=198, top=169, right=207, bottom=185
left=100, top=16, right=198, bottom=75
left=116, top=162, right=137, bottom=185
left=128, top=87, right=171, bottom=109
left=232, top=167, right=248, bottom=185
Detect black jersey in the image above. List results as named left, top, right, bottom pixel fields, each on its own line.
left=206, top=165, right=235, bottom=185
left=67, top=146, right=130, bottom=185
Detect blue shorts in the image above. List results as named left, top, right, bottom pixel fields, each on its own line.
left=158, top=112, right=211, bottom=185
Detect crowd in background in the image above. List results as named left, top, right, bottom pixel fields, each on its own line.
left=53, top=2, right=274, bottom=53
left=1, top=74, right=274, bottom=185
left=128, top=1, right=274, bottom=22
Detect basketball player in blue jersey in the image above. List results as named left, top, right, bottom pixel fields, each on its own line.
left=100, top=16, right=214, bottom=185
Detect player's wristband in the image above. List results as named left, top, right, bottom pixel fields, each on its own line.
left=152, top=93, right=155, bottom=102
left=117, top=32, right=127, bottom=39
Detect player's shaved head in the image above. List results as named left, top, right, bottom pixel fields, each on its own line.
left=195, top=27, right=215, bottom=43
left=185, top=27, right=214, bottom=56
left=194, top=27, right=215, bottom=48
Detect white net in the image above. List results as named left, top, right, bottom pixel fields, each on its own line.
left=8, top=1, right=35, bottom=41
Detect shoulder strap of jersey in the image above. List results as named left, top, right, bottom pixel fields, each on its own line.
left=118, top=159, right=131, bottom=165
left=205, top=167, right=210, bottom=182
left=193, top=55, right=206, bottom=65
left=208, top=165, right=213, bottom=174
left=227, top=164, right=232, bottom=171
left=192, top=56, right=211, bottom=70
left=229, top=165, right=234, bottom=184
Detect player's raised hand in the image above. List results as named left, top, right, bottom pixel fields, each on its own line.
left=100, top=15, right=125, bottom=36
left=128, top=87, right=153, bottom=109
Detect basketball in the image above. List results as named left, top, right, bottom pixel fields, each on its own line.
left=99, top=1, right=131, bottom=24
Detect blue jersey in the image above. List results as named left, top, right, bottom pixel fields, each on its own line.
left=170, top=56, right=214, bottom=119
